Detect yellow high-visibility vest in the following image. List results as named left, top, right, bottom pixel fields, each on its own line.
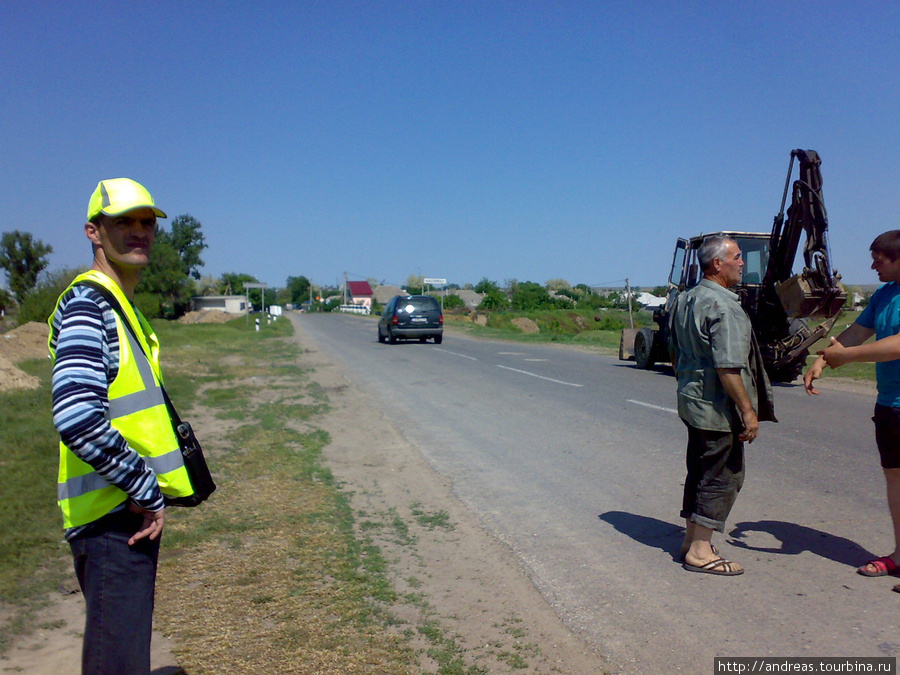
left=49, top=270, right=193, bottom=528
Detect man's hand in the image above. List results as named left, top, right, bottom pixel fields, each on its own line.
left=127, top=502, right=165, bottom=545
left=819, top=336, right=853, bottom=369
left=738, top=408, right=759, bottom=443
left=717, top=368, right=760, bottom=443
left=803, top=356, right=827, bottom=395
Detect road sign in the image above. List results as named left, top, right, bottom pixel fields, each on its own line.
left=424, top=278, right=447, bottom=285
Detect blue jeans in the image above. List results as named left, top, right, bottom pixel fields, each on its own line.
left=680, top=422, right=745, bottom=533
left=69, top=509, right=160, bottom=675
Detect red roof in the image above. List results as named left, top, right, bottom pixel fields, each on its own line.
left=347, top=281, right=373, bottom=296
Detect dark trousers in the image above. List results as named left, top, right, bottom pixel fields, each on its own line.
left=69, top=509, right=160, bottom=675
left=680, top=422, right=745, bottom=533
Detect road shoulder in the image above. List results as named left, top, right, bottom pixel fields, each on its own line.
left=296, top=319, right=605, bottom=672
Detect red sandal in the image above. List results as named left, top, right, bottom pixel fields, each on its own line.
left=857, top=556, right=900, bottom=577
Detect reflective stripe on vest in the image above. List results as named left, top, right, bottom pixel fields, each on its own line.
left=57, top=449, right=185, bottom=501
left=106, top=324, right=163, bottom=420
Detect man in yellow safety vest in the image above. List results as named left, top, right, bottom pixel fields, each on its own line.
left=49, top=178, right=191, bottom=674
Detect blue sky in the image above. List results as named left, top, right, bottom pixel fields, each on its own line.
left=3, top=1, right=899, bottom=291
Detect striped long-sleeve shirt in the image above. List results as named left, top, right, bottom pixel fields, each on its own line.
left=50, top=285, right=165, bottom=540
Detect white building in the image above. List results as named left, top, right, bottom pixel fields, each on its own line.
left=191, top=295, right=250, bottom=314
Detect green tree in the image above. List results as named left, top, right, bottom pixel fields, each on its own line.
left=133, top=215, right=207, bottom=318
left=478, top=289, right=509, bottom=310
left=136, top=237, right=191, bottom=318
left=406, top=274, right=424, bottom=295
left=167, top=215, right=207, bottom=279
left=0, top=230, right=54, bottom=303
left=474, top=277, right=499, bottom=294
left=545, top=278, right=571, bottom=292
left=0, top=287, right=13, bottom=314
left=511, top=281, right=552, bottom=310
left=286, top=275, right=311, bottom=305
left=222, top=272, right=265, bottom=310
left=441, top=293, right=465, bottom=310
left=221, top=272, right=255, bottom=295
left=196, top=274, right=223, bottom=296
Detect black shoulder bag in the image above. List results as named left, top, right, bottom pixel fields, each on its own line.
left=80, top=281, right=216, bottom=507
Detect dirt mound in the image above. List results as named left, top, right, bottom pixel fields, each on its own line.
left=0, top=322, right=50, bottom=392
left=178, top=310, right=235, bottom=325
left=512, top=317, right=540, bottom=333
left=0, top=353, right=40, bottom=391
left=0, top=321, right=50, bottom=363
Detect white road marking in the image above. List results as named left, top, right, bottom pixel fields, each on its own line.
left=496, top=365, right=583, bottom=387
left=433, top=348, right=479, bottom=361
left=626, top=399, right=677, bottom=414
left=497, top=352, right=527, bottom=355
left=524, top=359, right=548, bottom=362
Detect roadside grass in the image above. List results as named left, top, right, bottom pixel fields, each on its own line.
left=154, top=316, right=512, bottom=673
left=441, top=307, right=876, bottom=382
left=0, top=312, right=540, bottom=672
left=442, top=308, right=650, bottom=353
left=150, top=317, right=423, bottom=673
left=0, top=357, right=70, bottom=653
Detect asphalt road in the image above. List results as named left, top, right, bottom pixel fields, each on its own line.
left=291, top=312, right=900, bottom=673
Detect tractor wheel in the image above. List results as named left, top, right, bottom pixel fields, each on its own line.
left=634, top=329, right=655, bottom=370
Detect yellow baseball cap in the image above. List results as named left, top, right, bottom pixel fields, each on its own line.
left=87, top=178, right=167, bottom=221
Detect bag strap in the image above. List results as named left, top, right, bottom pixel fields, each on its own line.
left=77, top=280, right=185, bottom=428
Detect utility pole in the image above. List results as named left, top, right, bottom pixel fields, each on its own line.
left=625, top=278, right=634, bottom=329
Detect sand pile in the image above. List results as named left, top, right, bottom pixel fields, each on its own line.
left=0, top=321, right=49, bottom=391
left=177, top=309, right=235, bottom=324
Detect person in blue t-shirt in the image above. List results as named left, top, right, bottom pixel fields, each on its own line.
left=804, top=230, right=900, bottom=592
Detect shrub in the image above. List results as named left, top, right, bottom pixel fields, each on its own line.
left=135, top=293, right=162, bottom=319
left=510, top=282, right=551, bottom=311
left=441, top=294, right=465, bottom=310
left=479, top=289, right=509, bottom=310
left=17, top=269, right=81, bottom=324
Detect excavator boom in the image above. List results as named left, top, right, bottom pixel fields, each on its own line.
left=766, top=149, right=845, bottom=319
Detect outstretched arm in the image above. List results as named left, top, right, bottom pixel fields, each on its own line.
left=804, top=323, right=874, bottom=395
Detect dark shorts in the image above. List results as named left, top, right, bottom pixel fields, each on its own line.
left=680, top=422, right=745, bottom=532
left=873, top=404, right=900, bottom=469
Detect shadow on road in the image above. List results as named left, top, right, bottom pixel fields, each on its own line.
left=598, top=511, right=876, bottom=568
left=597, top=511, right=685, bottom=560
left=727, top=519, right=876, bottom=567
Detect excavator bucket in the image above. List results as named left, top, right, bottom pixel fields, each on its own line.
left=775, top=273, right=846, bottom=318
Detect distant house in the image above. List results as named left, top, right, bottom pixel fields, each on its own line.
left=347, top=281, right=374, bottom=311
left=191, top=295, right=249, bottom=314
left=450, top=290, right=485, bottom=310
left=373, top=285, right=404, bottom=305
left=635, top=292, right=666, bottom=308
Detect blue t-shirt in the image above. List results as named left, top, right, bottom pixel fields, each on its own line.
left=857, top=282, right=900, bottom=407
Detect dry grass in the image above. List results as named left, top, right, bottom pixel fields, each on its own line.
left=153, top=319, right=417, bottom=673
